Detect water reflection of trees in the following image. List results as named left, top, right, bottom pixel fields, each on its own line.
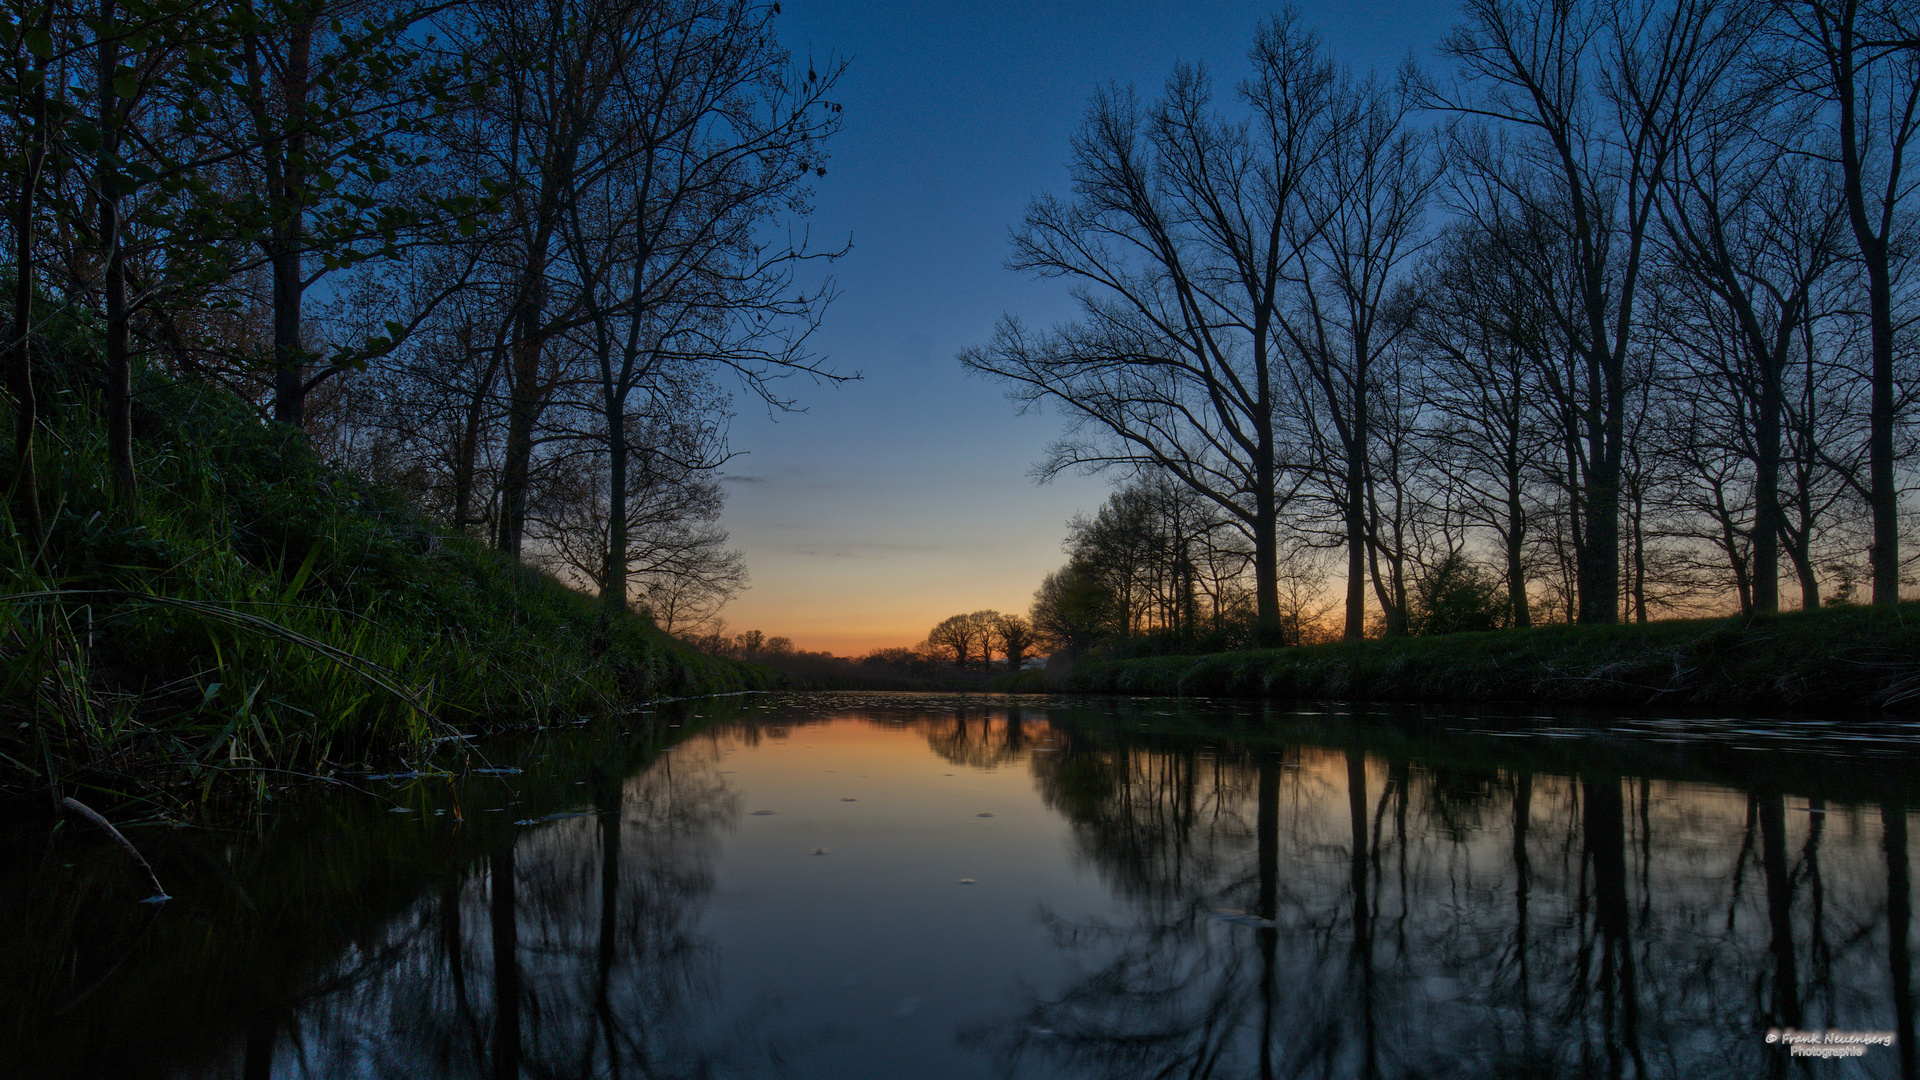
left=924, top=707, right=1033, bottom=771
left=231, top=743, right=747, bottom=1079
left=25, top=699, right=1914, bottom=1079
left=985, top=732, right=1917, bottom=1080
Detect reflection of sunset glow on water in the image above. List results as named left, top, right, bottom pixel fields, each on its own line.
left=17, top=694, right=1916, bottom=1079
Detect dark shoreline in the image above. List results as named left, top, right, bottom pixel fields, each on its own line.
left=1053, top=603, right=1920, bottom=713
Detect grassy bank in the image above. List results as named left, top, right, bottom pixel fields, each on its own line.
left=1065, top=603, right=1920, bottom=712
left=2, top=366, right=773, bottom=814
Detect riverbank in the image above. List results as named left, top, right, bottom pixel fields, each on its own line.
left=1059, top=603, right=1920, bottom=712
left=2, top=371, right=773, bottom=814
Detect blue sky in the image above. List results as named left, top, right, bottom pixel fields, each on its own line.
left=716, top=0, right=1460, bottom=655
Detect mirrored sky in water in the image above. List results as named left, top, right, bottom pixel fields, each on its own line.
left=38, top=694, right=1898, bottom=1080
left=714, top=1, right=1457, bottom=654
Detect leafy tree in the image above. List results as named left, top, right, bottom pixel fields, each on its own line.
left=1407, top=552, right=1510, bottom=635
left=926, top=612, right=983, bottom=668
left=993, top=612, right=1036, bottom=671
left=1030, top=559, right=1115, bottom=656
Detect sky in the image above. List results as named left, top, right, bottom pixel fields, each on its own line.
left=714, top=0, right=1461, bottom=656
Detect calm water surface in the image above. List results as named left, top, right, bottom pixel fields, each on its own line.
left=6, top=692, right=1920, bottom=1078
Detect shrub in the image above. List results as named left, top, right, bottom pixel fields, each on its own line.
left=1408, top=554, right=1510, bottom=636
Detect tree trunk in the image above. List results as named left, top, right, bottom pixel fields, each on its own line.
left=1885, top=801, right=1914, bottom=1080
left=1347, top=749, right=1369, bottom=958
left=1506, top=483, right=1531, bottom=628
left=1579, top=452, right=1621, bottom=624
left=1753, top=356, right=1783, bottom=613
left=1257, top=756, right=1278, bottom=1080
left=1344, top=404, right=1368, bottom=640
left=594, top=768, right=621, bottom=1008
left=9, top=17, right=49, bottom=546
left=1251, top=420, right=1281, bottom=645
left=1759, top=793, right=1801, bottom=1028
left=99, top=0, right=135, bottom=507
left=1785, top=525, right=1821, bottom=611
left=1631, top=484, right=1648, bottom=623
left=602, top=394, right=628, bottom=617
left=1827, top=4, right=1906, bottom=605
left=451, top=327, right=499, bottom=534
left=497, top=303, right=543, bottom=558
left=267, top=20, right=311, bottom=429
left=1867, top=263, right=1900, bottom=604
left=1512, top=772, right=1532, bottom=1000
left=1584, top=774, right=1644, bottom=1073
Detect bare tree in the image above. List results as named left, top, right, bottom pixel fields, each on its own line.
left=1282, top=73, right=1439, bottom=638
left=458, top=0, right=641, bottom=559
left=557, top=0, right=846, bottom=618
left=962, top=13, right=1349, bottom=644
left=1772, top=0, right=1920, bottom=603
left=1415, top=217, right=1559, bottom=627
left=1657, top=55, right=1853, bottom=611
left=1422, top=0, right=1750, bottom=623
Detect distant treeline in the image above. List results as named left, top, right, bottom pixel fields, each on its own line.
left=684, top=624, right=1026, bottom=684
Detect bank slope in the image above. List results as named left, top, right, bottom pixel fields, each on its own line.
left=1066, top=604, right=1920, bottom=711
left=2, top=370, right=773, bottom=811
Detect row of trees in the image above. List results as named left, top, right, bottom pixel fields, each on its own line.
left=2, top=0, right=842, bottom=627
left=892, top=471, right=1523, bottom=668
left=964, top=0, right=1920, bottom=642
left=921, top=609, right=1038, bottom=672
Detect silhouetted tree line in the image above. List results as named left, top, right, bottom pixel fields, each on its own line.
left=680, top=626, right=953, bottom=685
left=967, top=0, right=1920, bottom=645
left=691, top=610, right=1045, bottom=681
left=0, top=0, right=843, bottom=630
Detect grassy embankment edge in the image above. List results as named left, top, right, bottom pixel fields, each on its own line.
left=1040, top=603, right=1920, bottom=711
left=1, top=365, right=777, bottom=813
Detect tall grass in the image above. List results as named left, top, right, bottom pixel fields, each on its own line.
left=1, top=363, right=770, bottom=813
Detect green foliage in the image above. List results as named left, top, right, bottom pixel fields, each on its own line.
left=1407, top=553, right=1509, bottom=636
left=0, top=365, right=768, bottom=812
left=1031, top=558, right=1116, bottom=653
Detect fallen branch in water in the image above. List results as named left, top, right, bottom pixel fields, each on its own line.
left=62, top=797, right=169, bottom=903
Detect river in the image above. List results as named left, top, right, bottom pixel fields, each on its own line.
left=5, top=692, right=1917, bottom=1078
